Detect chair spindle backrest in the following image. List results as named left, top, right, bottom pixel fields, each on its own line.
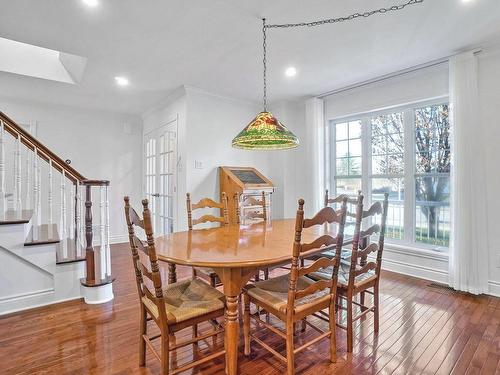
left=348, top=193, right=389, bottom=284
left=186, top=192, right=229, bottom=230
left=124, top=197, right=168, bottom=324
left=234, top=191, right=267, bottom=224
left=287, top=197, right=348, bottom=313
left=324, top=189, right=361, bottom=219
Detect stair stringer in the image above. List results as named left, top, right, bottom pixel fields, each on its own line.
left=0, top=222, right=85, bottom=315
left=0, top=222, right=56, bottom=275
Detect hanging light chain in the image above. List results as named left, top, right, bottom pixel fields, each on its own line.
left=260, top=0, right=424, bottom=111
left=262, top=18, right=267, bottom=112
left=265, top=0, right=423, bottom=29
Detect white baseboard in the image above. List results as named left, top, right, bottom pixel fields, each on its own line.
left=380, top=255, right=449, bottom=285
left=109, top=234, right=128, bottom=244
left=380, top=249, right=500, bottom=298
left=488, top=280, right=500, bottom=297
left=0, top=291, right=82, bottom=316
left=0, top=287, right=54, bottom=303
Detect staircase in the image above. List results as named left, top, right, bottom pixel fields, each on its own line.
left=0, top=111, right=113, bottom=315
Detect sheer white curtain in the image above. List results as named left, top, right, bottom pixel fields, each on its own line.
left=449, top=51, right=489, bottom=294
left=305, top=97, right=325, bottom=216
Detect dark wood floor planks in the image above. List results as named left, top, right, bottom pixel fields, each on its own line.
left=0, top=243, right=499, bottom=375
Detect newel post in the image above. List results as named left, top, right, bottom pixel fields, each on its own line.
left=80, top=180, right=114, bottom=304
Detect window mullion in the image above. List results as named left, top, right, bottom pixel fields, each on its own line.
left=403, top=109, right=415, bottom=244
left=330, top=123, right=336, bottom=196
left=361, top=117, right=371, bottom=204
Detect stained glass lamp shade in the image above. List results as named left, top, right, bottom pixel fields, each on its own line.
left=231, top=111, right=299, bottom=150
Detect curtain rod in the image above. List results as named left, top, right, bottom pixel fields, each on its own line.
left=318, top=49, right=482, bottom=98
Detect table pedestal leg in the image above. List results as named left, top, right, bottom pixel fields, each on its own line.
left=214, top=267, right=257, bottom=375
left=225, top=294, right=239, bottom=375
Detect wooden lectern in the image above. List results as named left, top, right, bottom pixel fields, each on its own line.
left=219, top=166, right=274, bottom=224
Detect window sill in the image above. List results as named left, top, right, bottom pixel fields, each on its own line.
left=384, top=242, right=449, bottom=261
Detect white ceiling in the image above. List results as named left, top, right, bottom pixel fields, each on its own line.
left=0, top=0, right=499, bottom=115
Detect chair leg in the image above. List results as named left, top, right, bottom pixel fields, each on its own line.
left=192, top=324, right=198, bottom=347
left=374, top=286, right=380, bottom=334
left=168, top=263, right=177, bottom=284
left=264, top=268, right=269, bottom=280
left=329, top=300, right=337, bottom=363
left=139, top=306, right=147, bottom=367
left=210, top=275, right=216, bottom=287
left=286, top=321, right=295, bottom=375
left=243, top=292, right=251, bottom=356
left=360, top=291, right=365, bottom=307
left=301, top=318, right=306, bottom=333
left=160, top=329, right=170, bottom=375
left=347, top=294, right=354, bottom=353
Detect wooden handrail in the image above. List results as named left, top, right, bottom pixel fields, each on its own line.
left=0, top=111, right=87, bottom=183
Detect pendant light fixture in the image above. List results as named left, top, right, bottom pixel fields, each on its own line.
left=231, top=0, right=424, bottom=151
left=232, top=19, right=299, bottom=150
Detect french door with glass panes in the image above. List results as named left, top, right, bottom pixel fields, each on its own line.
left=144, top=118, right=177, bottom=236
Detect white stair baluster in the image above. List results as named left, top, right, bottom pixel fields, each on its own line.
left=36, top=150, right=41, bottom=224
left=24, top=146, right=31, bottom=210
left=0, top=120, right=5, bottom=215
left=48, top=159, right=53, bottom=224
left=60, top=170, right=67, bottom=260
left=14, top=135, right=22, bottom=212
left=69, top=181, right=75, bottom=240
left=105, top=186, right=111, bottom=277
left=33, top=147, right=38, bottom=222
left=76, top=182, right=82, bottom=257
left=99, top=185, right=106, bottom=281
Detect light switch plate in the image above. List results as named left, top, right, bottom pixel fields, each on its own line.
left=195, top=160, right=203, bottom=169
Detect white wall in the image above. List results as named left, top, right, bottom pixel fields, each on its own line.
left=269, top=100, right=307, bottom=218
left=142, top=86, right=289, bottom=230
left=324, top=63, right=449, bottom=120
left=185, top=88, right=276, bottom=216
left=0, top=96, right=143, bottom=243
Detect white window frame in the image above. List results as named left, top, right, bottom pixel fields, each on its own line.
left=328, top=97, right=450, bottom=253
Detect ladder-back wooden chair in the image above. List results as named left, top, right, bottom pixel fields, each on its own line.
left=124, top=197, right=226, bottom=375
left=235, top=191, right=269, bottom=280
left=235, top=191, right=267, bottom=225
left=309, top=193, right=388, bottom=352
left=242, top=197, right=348, bottom=375
left=186, top=192, right=229, bottom=287
left=325, top=189, right=361, bottom=221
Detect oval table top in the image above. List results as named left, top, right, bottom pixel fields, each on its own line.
left=154, top=219, right=341, bottom=268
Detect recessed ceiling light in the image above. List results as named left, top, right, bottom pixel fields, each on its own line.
left=461, top=0, right=474, bottom=3
left=114, top=76, right=129, bottom=86
left=285, top=66, right=297, bottom=78
left=82, top=0, right=99, bottom=7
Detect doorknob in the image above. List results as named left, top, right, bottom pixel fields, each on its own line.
left=152, top=193, right=160, bottom=197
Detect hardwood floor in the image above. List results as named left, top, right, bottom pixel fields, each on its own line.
left=1, top=243, right=499, bottom=374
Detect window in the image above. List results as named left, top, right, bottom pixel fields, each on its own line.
left=334, top=120, right=362, bottom=196
left=370, top=112, right=405, bottom=240
left=330, top=100, right=450, bottom=250
left=414, top=104, right=450, bottom=247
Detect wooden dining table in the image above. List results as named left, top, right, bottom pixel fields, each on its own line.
left=154, top=218, right=343, bottom=375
